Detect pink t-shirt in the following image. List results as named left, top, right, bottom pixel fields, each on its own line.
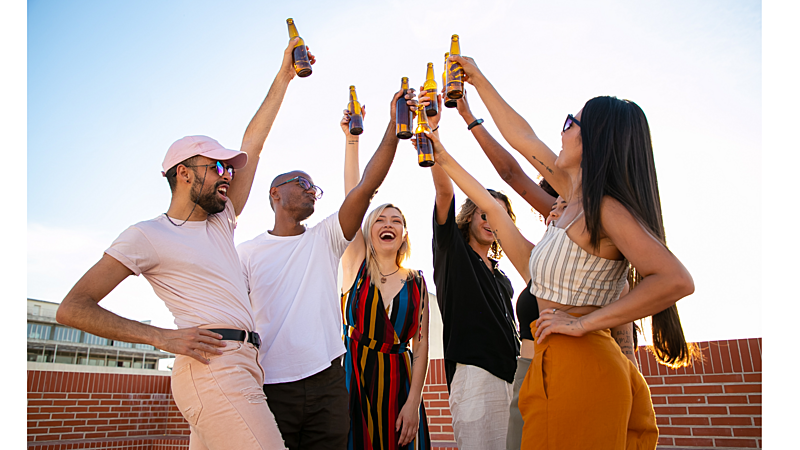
left=105, top=200, right=254, bottom=331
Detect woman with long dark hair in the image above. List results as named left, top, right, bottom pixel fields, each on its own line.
left=422, top=55, right=696, bottom=449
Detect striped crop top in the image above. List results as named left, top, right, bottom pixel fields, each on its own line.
left=528, top=212, right=628, bottom=308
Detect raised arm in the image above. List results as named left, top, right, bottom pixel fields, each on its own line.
left=424, top=129, right=534, bottom=281
left=338, top=89, right=416, bottom=240
left=56, top=254, right=225, bottom=364
left=416, top=89, right=453, bottom=226
left=452, top=55, right=571, bottom=197
left=454, top=89, right=556, bottom=216
left=228, top=37, right=316, bottom=216
left=341, top=106, right=366, bottom=195
left=340, top=106, right=368, bottom=289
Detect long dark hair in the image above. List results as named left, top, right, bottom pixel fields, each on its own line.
left=580, top=96, right=698, bottom=368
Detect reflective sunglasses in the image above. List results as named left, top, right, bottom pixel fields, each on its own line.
left=563, top=114, right=581, bottom=132
left=274, top=176, right=324, bottom=200
left=185, top=161, right=235, bottom=179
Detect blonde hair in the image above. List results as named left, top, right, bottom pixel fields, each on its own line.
left=362, top=203, right=413, bottom=286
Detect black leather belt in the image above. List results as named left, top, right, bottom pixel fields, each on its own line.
left=208, top=329, right=261, bottom=349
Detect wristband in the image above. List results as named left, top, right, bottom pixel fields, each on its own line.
left=432, top=126, right=439, bottom=132
left=468, top=118, right=484, bottom=130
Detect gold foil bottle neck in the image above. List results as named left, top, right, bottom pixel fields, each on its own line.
left=450, top=35, right=461, bottom=55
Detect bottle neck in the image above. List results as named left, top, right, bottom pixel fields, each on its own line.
left=450, top=39, right=460, bottom=55
left=417, top=108, right=429, bottom=126
left=287, top=22, right=299, bottom=39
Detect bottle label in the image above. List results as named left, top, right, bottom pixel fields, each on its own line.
left=447, top=61, right=463, bottom=83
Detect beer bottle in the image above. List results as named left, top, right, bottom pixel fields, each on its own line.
left=286, top=18, right=312, bottom=78
left=443, top=52, right=457, bottom=108
left=396, top=77, right=413, bottom=140
left=446, top=34, right=464, bottom=100
left=423, top=63, right=438, bottom=117
left=415, top=102, right=435, bottom=167
left=347, top=86, right=364, bottom=135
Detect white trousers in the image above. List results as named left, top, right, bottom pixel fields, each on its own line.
left=449, top=363, right=513, bottom=450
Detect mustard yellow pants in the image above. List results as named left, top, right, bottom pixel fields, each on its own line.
left=518, top=323, right=658, bottom=450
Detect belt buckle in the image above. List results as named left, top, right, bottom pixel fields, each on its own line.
left=251, top=332, right=262, bottom=349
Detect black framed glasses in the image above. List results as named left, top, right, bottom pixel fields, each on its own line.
left=185, top=161, right=235, bottom=179
left=274, top=176, right=324, bottom=200
left=563, top=114, right=581, bottom=132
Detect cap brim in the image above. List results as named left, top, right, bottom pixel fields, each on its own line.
left=203, top=148, right=248, bottom=170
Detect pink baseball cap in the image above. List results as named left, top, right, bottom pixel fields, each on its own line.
left=161, top=135, right=248, bottom=174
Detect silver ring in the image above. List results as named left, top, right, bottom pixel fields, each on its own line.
left=552, top=308, right=557, bottom=314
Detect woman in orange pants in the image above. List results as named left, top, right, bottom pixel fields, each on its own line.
left=420, top=53, right=698, bottom=449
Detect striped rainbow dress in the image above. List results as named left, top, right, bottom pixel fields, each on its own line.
left=341, top=260, right=431, bottom=450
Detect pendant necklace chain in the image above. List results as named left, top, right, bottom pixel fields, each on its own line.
left=379, top=266, right=400, bottom=284
left=165, top=165, right=208, bottom=227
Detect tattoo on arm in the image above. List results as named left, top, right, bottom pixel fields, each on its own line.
left=530, top=155, right=554, bottom=174
left=614, top=329, right=634, bottom=353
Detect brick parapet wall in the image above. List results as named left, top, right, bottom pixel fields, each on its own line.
left=28, top=337, right=761, bottom=449
left=27, top=370, right=189, bottom=446
left=639, top=338, right=762, bottom=449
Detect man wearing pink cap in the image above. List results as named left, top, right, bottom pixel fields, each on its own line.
left=56, top=38, right=313, bottom=450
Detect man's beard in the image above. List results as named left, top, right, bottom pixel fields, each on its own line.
left=190, top=178, right=226, bottom=215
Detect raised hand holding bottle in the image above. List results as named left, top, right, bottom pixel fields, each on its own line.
left=415, top=101, right=434, bottom=167
left=286, top=18, right=312, bottom=77
left=446, top=35, right=464, bottom=100
left=395, top=77, right=413, bottom=139
left=347, top=86, right=364, bottom=135
left=423, top=63, right=438, bottom=117
left=443, top=52, right=457, bottom=108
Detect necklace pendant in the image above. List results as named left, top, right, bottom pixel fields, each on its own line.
left=380, top=276, right=387, bottom=284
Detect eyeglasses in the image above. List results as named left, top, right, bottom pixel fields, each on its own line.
left=480, top=213, right=487, bottom=221
left=563, top=114, right=581, bottom=132
left=184, top=161, right=235, bottom=179
left=274, top=176, right=324, bottom=200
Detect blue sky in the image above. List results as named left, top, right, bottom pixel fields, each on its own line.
left=27, top=0, right=762, bottom=345
left=14, top=0, right=800, bottom=445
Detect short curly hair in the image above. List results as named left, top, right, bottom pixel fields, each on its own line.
left=455, top=189, right=516, bottom=260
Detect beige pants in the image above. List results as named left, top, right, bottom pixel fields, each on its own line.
left=171, top=340, right=287, bottom=450
left=449, top=363, right=513, bottom=450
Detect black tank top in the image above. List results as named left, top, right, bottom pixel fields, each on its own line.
left=516, top=280, right=539, bottom=341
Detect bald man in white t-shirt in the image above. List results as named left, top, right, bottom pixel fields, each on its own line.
left=237, top=89, right=417, bottom=450
left=56, top=38, right=313, bottom=450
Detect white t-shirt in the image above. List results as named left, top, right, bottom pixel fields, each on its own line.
left=237, top=212, right=352, bottom=384
left=105, top=200, right=254, bottom=331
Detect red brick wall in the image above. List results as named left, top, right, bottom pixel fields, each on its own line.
left=424, top=338, right=762, bottom=450
left=422, top=359, right=456, bottom=447
left=27, top=370, right=189, bottom=448
left=27, top=337, right=761, bottom=449
left=641, top=338, right=762, bottom=449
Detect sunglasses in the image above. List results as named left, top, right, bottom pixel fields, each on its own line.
left=563, top=114, right=581, bottom=132
left=185, top=161, right=235, bottom=179
left=274, top=176, right=324, bottom=200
